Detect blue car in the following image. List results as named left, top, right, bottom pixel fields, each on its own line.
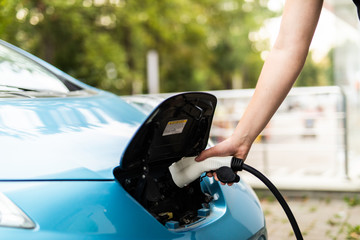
left=0, top=40, right=266, bottom=240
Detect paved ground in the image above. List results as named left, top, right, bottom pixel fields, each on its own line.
left=256, top=190, right=360, bottom=240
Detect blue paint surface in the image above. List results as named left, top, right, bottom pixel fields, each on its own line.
left=0, top=40, right=266, bottom=239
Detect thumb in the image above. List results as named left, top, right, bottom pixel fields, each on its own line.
left=195, top=145, right=221, bottom=162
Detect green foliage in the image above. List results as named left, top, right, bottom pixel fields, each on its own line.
left=347, top=225, right=360, bottom=240
left=0, top=0, right=333, bottom=94
left=344, top=195, right=360, bottom=207
left=296, top=51, right=334, bottom=87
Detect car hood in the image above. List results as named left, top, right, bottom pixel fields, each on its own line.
left=0, top=92, right=146, bottom=180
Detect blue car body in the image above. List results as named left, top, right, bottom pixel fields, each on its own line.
left=0, top=40, right=266, bottom=239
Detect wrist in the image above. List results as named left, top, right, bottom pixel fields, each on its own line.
left=228, top=133, right=253, bottom=160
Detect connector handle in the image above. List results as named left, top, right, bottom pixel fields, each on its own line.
left=169, top=156, right=232, bottom=188
left=215, top=166, right=240, bottom=183
left=214, top=157, right=244, bottom=183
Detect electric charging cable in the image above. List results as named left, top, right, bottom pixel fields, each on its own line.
left=169, top=156, right=303, bottom=240
left=222, top=157, right=303, bottom=240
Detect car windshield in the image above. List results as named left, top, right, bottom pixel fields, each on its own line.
left=0, top=43, right=70, bottom=93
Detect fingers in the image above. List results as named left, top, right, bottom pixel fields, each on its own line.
left=195, top=143, right=226, bottom=162
left=195, top=137, right=241, bottom=162
left=210, top=172, right=234, bottom=186
left=195, top=147, right=215, bottom=162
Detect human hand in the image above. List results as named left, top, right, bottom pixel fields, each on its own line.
left=195, top=135, right=250, bottom=162
left=195, top=135, right=251, bottom=186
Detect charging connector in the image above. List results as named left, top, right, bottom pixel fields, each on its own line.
left=169, top=156, right=232, bottom=188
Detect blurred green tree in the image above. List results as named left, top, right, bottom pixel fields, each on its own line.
left=296, top=51, right=334, bottom=87
left=0, top=0, right=333, bottom=95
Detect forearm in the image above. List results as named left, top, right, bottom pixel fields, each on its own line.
left=233, top=0, right=323, bottom=150
left=196, top=0, right=323, bottom=162
left=233, top=47, right=308, bottom=144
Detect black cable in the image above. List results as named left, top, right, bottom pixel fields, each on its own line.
left=215, top=157, right=303, bottom=238
left=242, top=163, right=303, bottom=240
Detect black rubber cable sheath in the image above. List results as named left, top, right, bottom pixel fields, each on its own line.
left=242, top=163, right=303, bottom=240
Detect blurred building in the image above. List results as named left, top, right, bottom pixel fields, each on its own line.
left=325, top=0, right=360, bottom=89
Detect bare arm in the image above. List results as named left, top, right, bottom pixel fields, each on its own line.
left=196, top=0, right=324, bottom=163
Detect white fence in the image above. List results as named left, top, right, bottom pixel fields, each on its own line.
left=208, top=86, right=348, bottom=180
